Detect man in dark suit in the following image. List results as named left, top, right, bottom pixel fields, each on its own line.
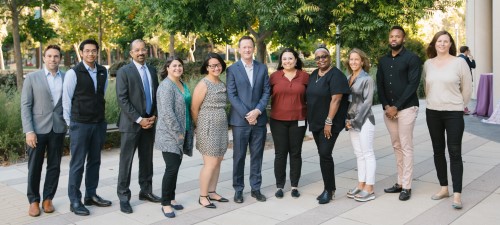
left=21, top=45, right=66, bottom=217
left=115, top=39, right=160, bottom=213
left=227, top=36, right=270, bottom=203
left=458, top=46, right=476, bottom=114
left=63, top=39, right=111, bottom=216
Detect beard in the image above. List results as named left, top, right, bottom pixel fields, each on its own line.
left=389, top=43, right=403, bottom=51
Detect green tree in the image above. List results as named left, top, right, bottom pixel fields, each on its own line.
left=2, top=0, right=59, bottom=90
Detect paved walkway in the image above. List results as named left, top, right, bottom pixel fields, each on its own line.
left=1, top=101, right=500, bottom=225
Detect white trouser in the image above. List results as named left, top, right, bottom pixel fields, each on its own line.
left=349, top=120, right=376, bottom=185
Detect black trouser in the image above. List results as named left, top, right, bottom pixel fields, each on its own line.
left=27, top=131, right=65, bottom=203
left=161, top=152, right=182, bottom=206
left=312, top=130, right=340, bottom=193
left=67, top=121, right=107, bottom=203
left=117, top=128, right=155, bottom=202
left=270, top=119, right=306, bottom=188
left=426, top=109, right=464, bottom=193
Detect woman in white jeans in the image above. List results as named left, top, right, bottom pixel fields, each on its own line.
left=345, top=48, right=376, bottom=202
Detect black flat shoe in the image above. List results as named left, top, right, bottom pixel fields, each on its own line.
left=84, top=195, right=112, bottom=207
left=199, top=196, right=216, bottom=209
left=317, top=190, right=333, bottom=204
left=208, top=191, right=229, bottom=202
left=234, top=191, right=243, bottom=203
left=70, top=201, right=90, bottom=216
left=291, top=189, right=300, bottom=198
left=171, top=204, right=184, bottom=210
left=384, top=183, right=403, bottom=193
left=161, top=207, right=175, bottom=218
left=139, top=192, right=161, bottom=203
left=275, top=189, right=284, bottom=199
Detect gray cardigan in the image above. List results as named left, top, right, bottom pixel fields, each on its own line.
left=154, top=78, right=193, bottom=157
left=346, top=70, right=375, bottom=131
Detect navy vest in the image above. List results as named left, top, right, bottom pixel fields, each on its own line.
left=70, top=62, right=107, bottom=123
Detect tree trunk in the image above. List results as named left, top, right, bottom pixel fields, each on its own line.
left=73, top=43, right=81, bottom=62
left=255, top=39, right=266, bottom=63
left=188, top=35, right=197, bottom=62
left=169, top=33, right=175, bottom=57
left=0, top=43, right=4, bottom=70
left=106, top=48, right=111, bottom=65
left=152, top=45, right=158, bottom=58
left=11, top=2, right=24, bottom=90
left=35, top=48, right=41, bottom=69
left=225, top=45, right=229, bottom=61
left=64, top=51, right=71, bottom=67
left=233, top=48, right=238, bottom=61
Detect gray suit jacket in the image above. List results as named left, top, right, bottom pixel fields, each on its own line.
left=21, top=69, right=67, bottom=134
left=116, top=62, right=159, bottom=132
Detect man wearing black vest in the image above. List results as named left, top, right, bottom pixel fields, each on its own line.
left=63, top=39, right=111, bottom=216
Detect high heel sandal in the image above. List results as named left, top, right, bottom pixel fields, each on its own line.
left=208, top=191, right=229, bottom=202
left=199, top=196, right=216, bottom=209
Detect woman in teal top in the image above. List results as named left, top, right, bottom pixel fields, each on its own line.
left=154, top=56, right=193, bottom=218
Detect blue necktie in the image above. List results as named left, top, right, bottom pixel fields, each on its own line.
left=141, top=66, right=152, bottom=115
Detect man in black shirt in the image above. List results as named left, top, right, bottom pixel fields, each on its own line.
left=376, top=26, right=422, bottom=201
left=458, top=46, right=476, bottom=114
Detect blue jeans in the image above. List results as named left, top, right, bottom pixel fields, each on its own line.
left=67, top=121, right=107, bottom=203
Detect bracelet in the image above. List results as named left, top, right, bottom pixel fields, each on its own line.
left=325, top=121, right=333, bottom=125
left=325, top=117, right=332, bottom=123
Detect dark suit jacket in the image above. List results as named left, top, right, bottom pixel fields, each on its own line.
left=458, top=54, right=476, bottom=73
left=226, top=60, right=270, bottom=126
left=21, top=70, right=67, bottom=134
left=116, top=62, right=159, bottom=132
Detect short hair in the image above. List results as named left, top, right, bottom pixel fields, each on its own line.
left=200, top=53, right=226, bottom=75
left=390, top=25, right=406, bottom=37
left=426, top=30, right=457, bottom=58
left=160, top=56, right=184, bottom=79
left=130, top=39, right=146, bottom=50
left=314, top=44, right=330, bottom=55
left=238, top=36, right=255, bottom=47
left=345, top=48, right=371, bottom=75
left=79, top=39, right=99, bottom=51
left=277, top=48, right=303, bottom=70
left=44, top=45, right=62, bottom=57
left=459, top=46, right=469, bottom=53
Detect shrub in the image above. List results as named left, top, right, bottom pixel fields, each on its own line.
left=0, top=88, right=24, bottom=163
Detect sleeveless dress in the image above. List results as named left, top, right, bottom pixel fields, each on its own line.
left=195, top=78, right=228, bottom=157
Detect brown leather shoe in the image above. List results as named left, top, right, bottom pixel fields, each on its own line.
left=42, top=199, right=55, bottom=213
left=28, top=202, right=40, bottom=217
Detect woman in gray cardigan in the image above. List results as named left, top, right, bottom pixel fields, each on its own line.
left=155, top=56, right=193, bottom=218
left=345, top=48, right=376, bottom=202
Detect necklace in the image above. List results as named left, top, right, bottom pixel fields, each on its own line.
left=316, top=66, right=331, bottom=83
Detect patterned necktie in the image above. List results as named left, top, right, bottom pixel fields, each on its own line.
left=141, top=66, right=152, bottom=115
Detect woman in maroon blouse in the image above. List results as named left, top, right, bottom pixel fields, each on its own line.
left=269, top=48, right=309, bottom=199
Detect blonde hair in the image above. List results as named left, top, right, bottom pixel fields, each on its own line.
left=345, top=48, right=370, bottom=75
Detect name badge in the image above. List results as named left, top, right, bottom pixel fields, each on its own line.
left=298, top=120, right=306, bottom=127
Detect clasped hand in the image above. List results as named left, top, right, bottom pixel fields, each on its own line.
left=140, top=116, right=156, bottom=129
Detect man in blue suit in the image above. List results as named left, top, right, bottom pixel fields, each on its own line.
left=227, top=36, right=270, bottom=203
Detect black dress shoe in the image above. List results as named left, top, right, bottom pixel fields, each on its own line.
left=317, top=190, right=333, bottom=204
left=291, top=189, right=300, bottom=198
left=70, top=202, right=90, bottom=216
left=120, top=201, right=133, bottom=214
left=139, top=192, right=161, bottom=203
left=384, top=183, right=403, bottom=193
left=399, top=189, right=412, bottom=201
left=251, top=190, right=266, bottom=202
left=275, top=189, right=284, bottom=199
left=234, top=191, right=243, bottom=203
left=84, top=195, right=112, bottom=207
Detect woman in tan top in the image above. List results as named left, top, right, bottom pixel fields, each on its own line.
left=422, top=31, right=472, bottom=210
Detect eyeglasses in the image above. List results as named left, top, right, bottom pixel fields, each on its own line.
left=314, top=55, right=329, bottom=61
left=83, top=50, right=98, bottom=55
left=208, top=64, right=222, bottom=69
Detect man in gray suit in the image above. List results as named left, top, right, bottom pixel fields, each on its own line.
left=21, top=45, right=66, bottom=217
left=116, top=39, right=160, bottom=214
left=227, top=36, right=270, bottom=203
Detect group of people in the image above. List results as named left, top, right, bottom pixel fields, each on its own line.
left=20, top=25, right=472, bottom=219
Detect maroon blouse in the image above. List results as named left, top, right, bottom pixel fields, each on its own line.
left=269, top=69, right=309, bottom=121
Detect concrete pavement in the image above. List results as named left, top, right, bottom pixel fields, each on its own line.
left=1, top=100, right=499, bottom=225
